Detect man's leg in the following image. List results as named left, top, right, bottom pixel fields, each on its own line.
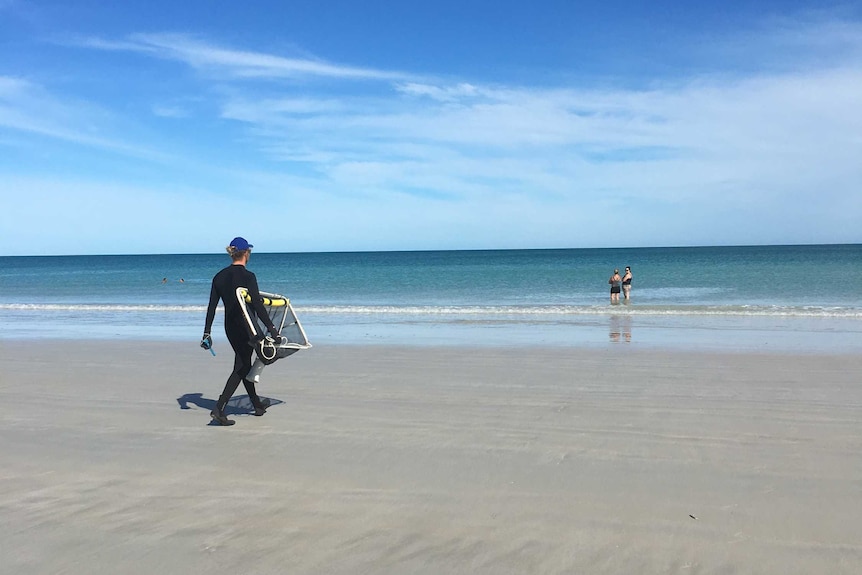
left=242, top=377, right=270, bottom=415
left=232, top=342, right=267, bottom=411
left=211, top=328, right=250, bottom=425
left=216, top=371, right=243, bottom=412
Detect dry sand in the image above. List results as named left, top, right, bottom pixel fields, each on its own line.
left=1, top=341, right=860, bottom=574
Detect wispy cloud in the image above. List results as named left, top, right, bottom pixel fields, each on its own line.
left=5, top=14, right=860, bottom=253
left=396, top=82, right=481, bottom=102
left=216, top=65, right=862, bottom=197
left=38, top=20, right=862, bottom=206
left=0, top=76, right=162, bottom=158
left=701, top=11, right=862, bottom=73
left=151, top=104, right=189, bottom=118
left=80, top=33, right=411, bottom=81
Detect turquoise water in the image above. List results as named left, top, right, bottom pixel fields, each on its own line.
left=1, top=245, right=861, bottom=351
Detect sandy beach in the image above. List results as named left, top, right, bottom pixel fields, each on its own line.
left=1, top=341, right=860, bottom=574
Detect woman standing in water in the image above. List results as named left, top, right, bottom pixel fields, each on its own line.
left=622, top=266, right=633, bottom=300
left=608, top=269, right=622, bottom=303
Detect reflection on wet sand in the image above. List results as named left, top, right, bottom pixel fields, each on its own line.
left=609, top=315, right=632, bottom=343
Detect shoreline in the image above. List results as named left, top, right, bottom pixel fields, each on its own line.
left=2, top=310, right=861, bottom=354
left=2, top=335, right=862, bottom=356
left=3, top=341, right=862, bottom=573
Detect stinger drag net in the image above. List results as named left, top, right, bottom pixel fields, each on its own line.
left=235, top=288, right=312, bottom=366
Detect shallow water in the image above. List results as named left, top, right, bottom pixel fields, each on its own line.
left=2, top=245, right=860, bottom=352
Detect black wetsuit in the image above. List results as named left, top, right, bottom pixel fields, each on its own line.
left=204, top=263, right=277, bottom=412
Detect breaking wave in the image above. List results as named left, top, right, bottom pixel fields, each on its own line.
left=2, top=303, right=860, bottom=319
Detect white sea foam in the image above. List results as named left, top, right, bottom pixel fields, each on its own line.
left=2, top=302, right=861, bottom=319
left=0, top=303, right=206, bottom=313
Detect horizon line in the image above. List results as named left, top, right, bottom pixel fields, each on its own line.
left=4, top=242, right=860, bottom=258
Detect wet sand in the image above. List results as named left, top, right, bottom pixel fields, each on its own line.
left=1, top=341, right=860, bottom=574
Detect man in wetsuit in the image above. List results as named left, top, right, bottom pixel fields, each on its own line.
left=201, top=237, right=280, bottom=426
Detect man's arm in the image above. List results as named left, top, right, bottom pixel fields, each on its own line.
left=246, top=273, right=279, bottom=336
left=203, top=279, right=220, bottom=335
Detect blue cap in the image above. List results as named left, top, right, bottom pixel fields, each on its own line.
left=229, top=237, right=253, bottom=250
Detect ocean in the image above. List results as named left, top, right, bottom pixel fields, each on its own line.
left=1, top=245, right=861, bottom=351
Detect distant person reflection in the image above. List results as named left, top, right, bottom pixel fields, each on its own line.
left=609, top=315, right=632, bottom=343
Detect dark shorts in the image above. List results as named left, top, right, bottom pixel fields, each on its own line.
left=610, top=286, right=621, bottom=294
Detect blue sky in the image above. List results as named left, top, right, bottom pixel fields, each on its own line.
left=1, top=0, right=861, bottom=255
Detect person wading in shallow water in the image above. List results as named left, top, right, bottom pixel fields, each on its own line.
left=201, top=237, right=280, bottom=426
left=608, top=269, right=622, bottom=304
left=622, top=266, right=633, bottom=300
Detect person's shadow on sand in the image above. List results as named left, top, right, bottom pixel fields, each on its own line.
left=177, top=393, right=283, bottom=424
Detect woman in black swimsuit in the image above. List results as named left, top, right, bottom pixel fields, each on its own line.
left=622, top=266, right=632, bottom=300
